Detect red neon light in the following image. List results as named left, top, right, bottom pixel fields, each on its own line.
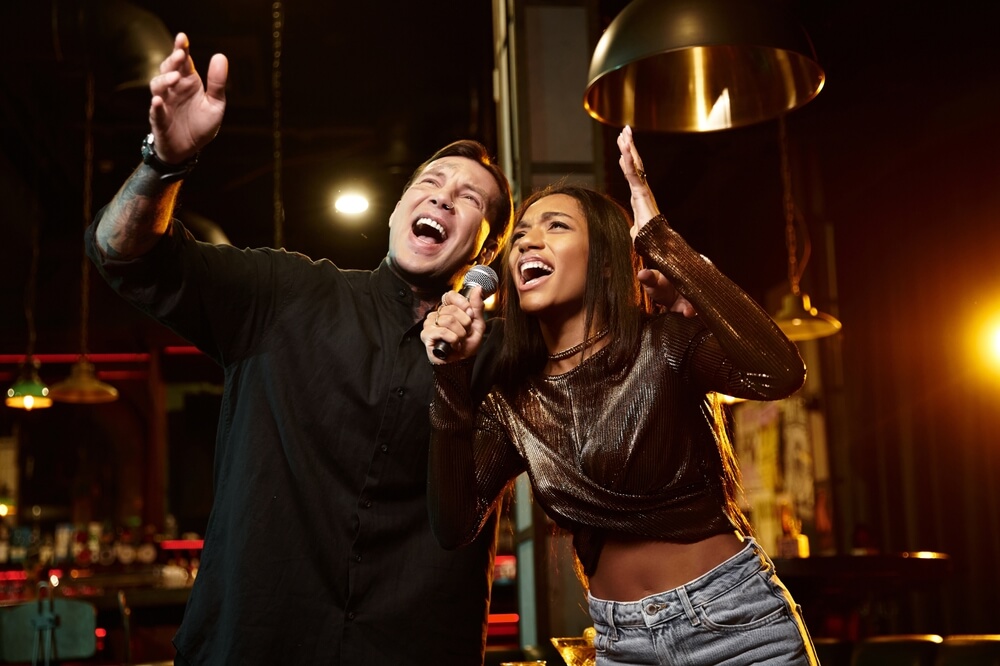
left=162, top=346, right=205, bottom=356
left=0, top=570, right=28, bottom=581
left=0, top=353, right=151, bottom=364
left=95, top=628, right=107, bottom=638
left=160, top=539, right=204, bottom=550
left=487, top=613, right=519, bottom=624
left=96, top=370, right=148, bottom=381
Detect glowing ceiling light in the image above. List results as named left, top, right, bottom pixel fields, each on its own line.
left=334, top=193, right=370, bottom=215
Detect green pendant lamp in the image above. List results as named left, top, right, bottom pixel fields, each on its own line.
left=6, top=357, right=52, bottom=411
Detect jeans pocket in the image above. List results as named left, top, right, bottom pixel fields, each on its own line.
left=697, top=571, right=789, bottom=633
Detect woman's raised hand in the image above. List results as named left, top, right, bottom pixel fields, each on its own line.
left=617, top=125, right=661, bottom=239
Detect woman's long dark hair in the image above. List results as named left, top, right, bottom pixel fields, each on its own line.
left=495, top=184, right=649, bottom=389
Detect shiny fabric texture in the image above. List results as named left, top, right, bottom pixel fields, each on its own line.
left=429, top=215, right=805, bottom=575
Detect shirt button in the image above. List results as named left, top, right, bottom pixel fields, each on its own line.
left=381, top=444, right=388, bottom=453
left=396, top=387, right=405, bottom=397
left=363, top=499, right=372, bottom=508
left=347, top=611, right=356, bottom=621
left=397, top=289, right=406, bottom=298
left=354, top=554, right=362, bottom=562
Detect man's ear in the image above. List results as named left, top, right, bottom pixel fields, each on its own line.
left=387, top=200, right=401, bottom=228
left=477, top=238, right=500, bottom=266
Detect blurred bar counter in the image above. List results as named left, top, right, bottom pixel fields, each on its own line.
left=773, top=551, right=953, bottom=640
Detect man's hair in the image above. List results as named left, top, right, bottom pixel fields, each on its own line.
left=495, top=183, right=647, bottom=388
left=404, top=140, right=514, bottom=251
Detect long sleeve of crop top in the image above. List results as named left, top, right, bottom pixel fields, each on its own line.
left=634, top=214, right=806, bottom=399
left=429, top=358, right=526, bottom=549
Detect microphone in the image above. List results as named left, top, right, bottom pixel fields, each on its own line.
left=432, top=264, right=499, bottom=359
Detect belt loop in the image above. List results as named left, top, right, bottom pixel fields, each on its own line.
left=677, top=586, right=700, bottom=626
left=749, top=536, right=775, bottom=574
left=604, top=600, right=619, bottom=640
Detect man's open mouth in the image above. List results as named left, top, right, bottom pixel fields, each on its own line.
left=414, top=217, right=447, bottom=242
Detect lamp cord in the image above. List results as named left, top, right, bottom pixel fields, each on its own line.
left=80, top=70, right=94, bottom=357
left=24, top=204, right=40, bottom=360
left=271, top=0, right=285, bottom=249
left=779, top=115, right=812, bottom=297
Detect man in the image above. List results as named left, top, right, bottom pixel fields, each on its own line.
left=87, top=33, right=513, bottom=664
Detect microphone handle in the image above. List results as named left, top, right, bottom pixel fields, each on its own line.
left=431, top=285, right=475, bottom=359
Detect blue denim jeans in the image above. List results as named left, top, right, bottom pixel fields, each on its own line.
left=588, top=538, right=817, bottom=665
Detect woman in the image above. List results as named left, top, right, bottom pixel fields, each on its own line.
left=421, top=127, right=818, bottom=665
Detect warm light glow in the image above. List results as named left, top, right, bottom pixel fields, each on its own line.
left=704, top=88, right=732, bottom=131
left=974, top=310, right=1000, bottom=376
left=334, top=193, right=370, bottom=215
left=962, top=307, right=1000, bottom=384
left=693, top=47, right=708, bottom=126
left=5, top=392, right=53, bottom=410
left=0, top=504, right=7, bottom=517
left=689, top=49, right=732, bottom=130
left=49, top=574, right=60, bottom=587
left=989, top=322, right=1000, bottom=367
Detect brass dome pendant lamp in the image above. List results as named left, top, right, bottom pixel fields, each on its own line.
left=50, top=72, right=118, bottom=405
left=772, top=115, right=841, bottom=342
left=584, top=0, right=825, bottom=132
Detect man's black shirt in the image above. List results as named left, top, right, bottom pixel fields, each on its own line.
left=86, top=217, right=501, bottom=665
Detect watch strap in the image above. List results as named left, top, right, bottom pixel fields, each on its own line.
left=141, top=133, right=199, bottom=183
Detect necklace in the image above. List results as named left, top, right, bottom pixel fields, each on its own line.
left=547, top=328, right=609, bottom=361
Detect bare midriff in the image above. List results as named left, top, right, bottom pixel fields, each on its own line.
left=587, top=531, right=745, bottom=601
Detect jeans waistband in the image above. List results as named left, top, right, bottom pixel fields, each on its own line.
left=588, top=537, right=774, bottom=630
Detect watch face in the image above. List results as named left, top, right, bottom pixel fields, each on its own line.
left=141, top=133, right=197, bottom=182
left=141, top=134, right=155, bottom=161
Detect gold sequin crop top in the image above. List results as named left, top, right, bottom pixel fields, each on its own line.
left=429, top=215, right=806, bottom=576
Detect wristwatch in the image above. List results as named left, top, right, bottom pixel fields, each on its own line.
left=141, top=133, right=199, bottom=183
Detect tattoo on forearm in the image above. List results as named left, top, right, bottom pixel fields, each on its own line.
left=97, top=164, right=180, bottom=259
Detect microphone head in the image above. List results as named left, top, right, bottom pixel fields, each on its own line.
left=462, top=264, right=499, bottom=298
